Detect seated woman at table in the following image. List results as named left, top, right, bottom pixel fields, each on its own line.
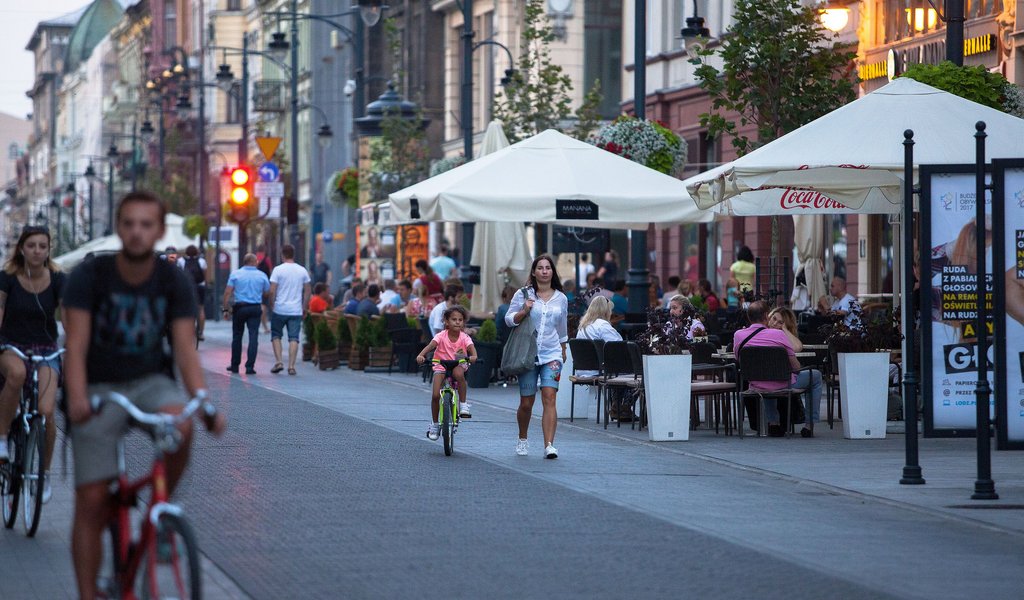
left=767, top=307, right=803, bottom=352
left=576, top=296, right=625, bottom=419
left=667, top=295, right=706, bottom=340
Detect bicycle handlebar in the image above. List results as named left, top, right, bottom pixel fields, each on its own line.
left=0, top=345, right=65, bottom=363
left=89, top=391, right=216, bottom=432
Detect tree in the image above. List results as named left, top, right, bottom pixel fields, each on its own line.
left=902, top=61, right=1024, bottom=118
left=692, top=0, right=856, bottom=257
left=492, top=0, right=574, bottom=143
left=692, top=0, right=857, bottom=156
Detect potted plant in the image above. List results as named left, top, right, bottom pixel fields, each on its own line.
left=315, top=321, right=341, bottom=370
left=635, top=307, right=698, bottom=442
left=302, top=314, right=316, bottom=362
left=350, top=317, right=372, bottom=370
left=366, top=318, right=393, bottom=370
left=822, top=305, right=901, bottom=439
left=335, top=315, right=353, bottom=365
left=467, top=319, right=500, bottom=389
left=329, top=167, right=360, bottom=208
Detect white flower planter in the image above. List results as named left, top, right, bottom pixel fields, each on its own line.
left=643, top=354, right=692, bottom=441
left=838, top=352, right=889, bottom=439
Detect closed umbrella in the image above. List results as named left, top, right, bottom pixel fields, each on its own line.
left=470, top=121, right=532, bottom=313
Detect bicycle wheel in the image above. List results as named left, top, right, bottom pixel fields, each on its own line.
left=138, top=512, right=202, bottom=600
left=440, top=389, right=455, bottom=457
left=21, top=419, right=45, bottom=537
left=2, top=431, right=20, bottom=529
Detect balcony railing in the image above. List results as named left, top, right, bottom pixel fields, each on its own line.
left=253, top=79, right=286, bottom=113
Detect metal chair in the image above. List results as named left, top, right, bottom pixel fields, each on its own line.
left=598, top=341, right=643, bottom=430
left=823, top=345, right=842, bottom=428
left=388, top=328, right=424, bottom=375
left=568, top=338, right=603, bottom=423
left=737, top=345, right=811, bottom=437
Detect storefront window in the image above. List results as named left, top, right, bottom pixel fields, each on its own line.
left=584, top=0, right=622, bottom=119
left=884, top=0, right=943, bottom=43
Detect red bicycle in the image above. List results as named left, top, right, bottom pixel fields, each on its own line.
left=91, top=391, right=217, bottom=600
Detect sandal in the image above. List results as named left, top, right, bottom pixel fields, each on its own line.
left=271, top=363, right=284, bottom=374
left=288, top=367, right=297, bottom=376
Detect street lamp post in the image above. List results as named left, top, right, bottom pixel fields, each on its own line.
left=627, top=0, right=650, bottom=314
left=84, top=162, right=96, bottom=240
left=107, top=143, right=118, bottom=235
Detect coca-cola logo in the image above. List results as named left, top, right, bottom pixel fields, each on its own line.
left=779, top=189, right=848, bottom=210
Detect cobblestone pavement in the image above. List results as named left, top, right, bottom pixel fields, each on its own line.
left=4, top=320, right=1023, bottom=599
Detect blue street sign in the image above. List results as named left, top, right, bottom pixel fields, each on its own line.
left=321, top=231, right=333, bottom=243
left=258, top=162, right=280, bottom=182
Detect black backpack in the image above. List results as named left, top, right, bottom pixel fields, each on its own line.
left=183, top=256, right=205, bottom=285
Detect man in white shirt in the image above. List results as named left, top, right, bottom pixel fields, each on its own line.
left=428, top=286, right=460, bottom=335
left=268, top=245, right=311, bottom=375
left=576, top=254, right=595, bottom=288
left=818, top=276, right=859, bottom=327
left=377, top=279, right=401, bottom=311
left=429, top=246, right=457, bottom=280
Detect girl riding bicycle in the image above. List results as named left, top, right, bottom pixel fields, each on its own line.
left=416, top=305, right=477, bottom=441
left=0, top=226, right=64, bottom=503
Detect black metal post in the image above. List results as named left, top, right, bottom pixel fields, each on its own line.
left=289, top=0, right=300, bottom=252
left=87, top=180, right=94, bottom=241
left=461, top=0, right=475, bottom=271
left=946, top=0, right=965, bottom=66
left=627, top=0, right=650, bottom=313
left=901, top=130, right=925, bottom=485
left=198, top=49, right=207, bottom=222
left=107, top=159, right=115, bottom=236
left=130, top=124, right=138, bottom=192
left=355, top=18, right=365, bottom=119
left=158, top=101, right=166, bottom=178
left=972, top=121, right=997, bottom=500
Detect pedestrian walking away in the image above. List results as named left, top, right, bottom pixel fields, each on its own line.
left=177, top=245, right=208, bottom=341
left=505, top=254, right=568, bottom=459
left=268, top=245, right=311, bottom=376
left=223, top=253, right=271, bottom=375
left=417, top=304, right=478, bottom=440
left=0, top=225, right=66, bottom=505
left=61, top=191, right=226, bottom=600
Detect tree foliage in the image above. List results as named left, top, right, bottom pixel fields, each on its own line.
left=692, top=0, right=857, bottom=156
left=492, top=0, right=574, bottom=142
left=367, top=18, right=430, bottom=199
left=901, top=61, right=1007, bottom=110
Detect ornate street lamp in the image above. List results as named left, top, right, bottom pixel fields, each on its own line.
left=357, top=0, right=385, bottom=27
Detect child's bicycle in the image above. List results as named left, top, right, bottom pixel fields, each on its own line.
left=432, top=359, right=464, bottom=456
left=0, top=346, right=64, bottom=537
left=91, top=391, right=218, bottom=600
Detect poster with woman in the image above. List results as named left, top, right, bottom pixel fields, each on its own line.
left=994, top=161, right=1024, bottom=449
left=356, top=224, right=397, bottom=283
left=921, top=167, right=996, bottom=436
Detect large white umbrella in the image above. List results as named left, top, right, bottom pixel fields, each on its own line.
left=469, top=121, right=532, bottom=313
left=53, top=213, right=199, bottom=270
left=684, top=77, right=1024, bottom=211
left=390, top=129, right=714, bottom=227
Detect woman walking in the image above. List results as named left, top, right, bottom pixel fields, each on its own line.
left=505, top=254, right=568, bottom=459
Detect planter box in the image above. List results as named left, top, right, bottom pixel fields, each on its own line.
left=366, top=345, right=393, bottom=370
left=467, top=341, right=500, bottom=389
left=643, top=354, right=692, bottom=441
left=318, top=349, right=341, bottom=370
left=302, top=343, right=314, bottom=362
left=838, top=352, right=889, bottom=439
left=348, top=347, right=368, bottom=370
left=337, top=342, right=351, bottom=365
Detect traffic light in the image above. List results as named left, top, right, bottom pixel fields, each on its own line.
left=227, top=166, right=253, bottom=223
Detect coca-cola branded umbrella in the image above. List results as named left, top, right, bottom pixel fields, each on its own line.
left=683, top=77, right=1024, bottom=212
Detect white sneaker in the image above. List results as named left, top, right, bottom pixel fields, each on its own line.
left=544, top=444, right=558, bottom=459
left=459, top=403, right=472, bottom=418
left=515, top=439, right=529, bottom=456
left=42, top=473, right=52, bottom=504
left=426, top=423, right=440, bottom=441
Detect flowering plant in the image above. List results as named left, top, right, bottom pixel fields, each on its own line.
left=430, top=155, right=467, bottom=176
left=330, top=167, right=360, bottom=208
left=819, top=304, right=901, bottom=353
left=1002, top=83, right=1024, bottom=119
left=637, top=305, right=704, bottom=355
left=589, top=115, right=687, bottom=176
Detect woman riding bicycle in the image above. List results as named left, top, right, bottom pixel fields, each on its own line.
left=0, top=226, right=65, bottom=504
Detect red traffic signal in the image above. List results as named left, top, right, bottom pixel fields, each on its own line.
left=227, top=166, right=254, bottom=223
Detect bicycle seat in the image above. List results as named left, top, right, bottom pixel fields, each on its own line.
left=434, top=359, right=463, bottom=376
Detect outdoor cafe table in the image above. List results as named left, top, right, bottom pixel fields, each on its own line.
left=712, top=351, right=817, bottom=361
left=801, top=344, right=829, bottom=350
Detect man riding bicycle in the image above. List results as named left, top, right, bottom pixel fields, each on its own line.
left=63, top=191, right=226, bottom=600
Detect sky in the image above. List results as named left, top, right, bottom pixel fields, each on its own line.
left=0, top=1, right=93, bottom=120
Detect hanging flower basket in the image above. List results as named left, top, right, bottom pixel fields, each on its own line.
left=589, top=116, right=687, bottom=176
left=329, top=167, right=360, bottom=208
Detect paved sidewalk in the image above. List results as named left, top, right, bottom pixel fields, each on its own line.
left=195, top=321, right=1023, bottom=599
